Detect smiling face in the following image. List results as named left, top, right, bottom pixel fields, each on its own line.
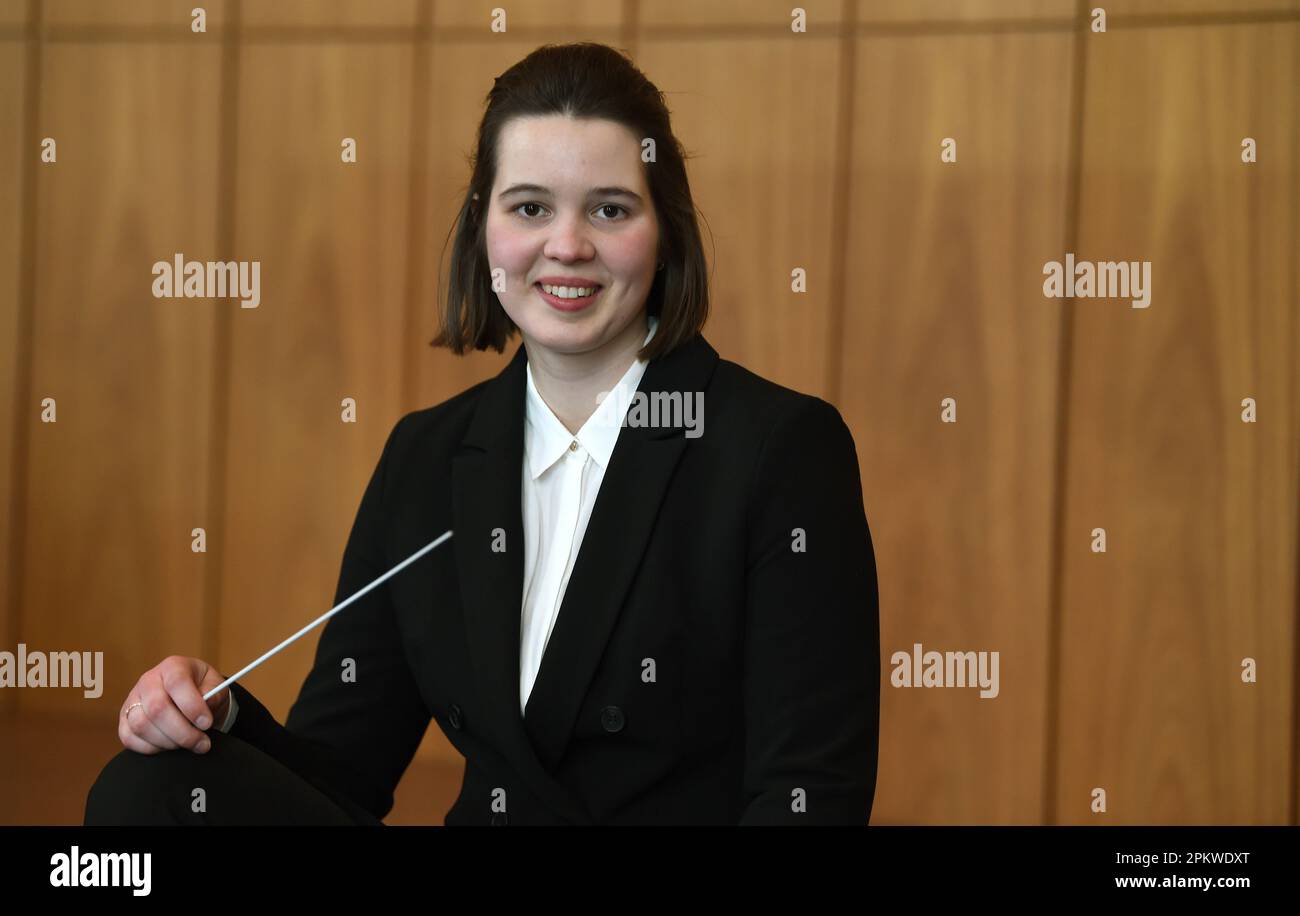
left=485, top=114, right=660, bottom=362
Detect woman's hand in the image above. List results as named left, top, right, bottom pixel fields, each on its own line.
left=118, top=656, right=231, bottom=755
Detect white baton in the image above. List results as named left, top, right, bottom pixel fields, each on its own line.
left=203, top=529, right=454, bottom=702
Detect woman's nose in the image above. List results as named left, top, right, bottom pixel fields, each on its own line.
left=542, top=213, right=595, bottom=261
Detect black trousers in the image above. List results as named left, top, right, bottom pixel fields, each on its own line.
left=84, top=727, right=384, bottom=826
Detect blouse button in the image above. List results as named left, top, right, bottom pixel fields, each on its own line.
left=569, top=440, right=578, bottom=452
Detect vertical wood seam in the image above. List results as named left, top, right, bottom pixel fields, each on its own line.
left=1041, top=0, right=1091, bottom=827
left=201, top=0, right=243, bottom=669
left=2, top=0, right=44, bottom=718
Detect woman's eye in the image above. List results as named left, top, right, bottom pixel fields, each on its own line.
left=512, top=203, right=627, bottom=220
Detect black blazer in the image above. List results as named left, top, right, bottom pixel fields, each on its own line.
left=225, top=331, right=880, bottom=825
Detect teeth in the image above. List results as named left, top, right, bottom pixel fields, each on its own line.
left=540, top=283, right=597, bottom=299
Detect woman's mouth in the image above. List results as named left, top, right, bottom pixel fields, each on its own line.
left=535, top=282, right=602, bottom=312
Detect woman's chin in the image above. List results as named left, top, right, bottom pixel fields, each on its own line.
left=521, top=321, right=602, bottom=356
left=514, top=303, right=644, bottom=357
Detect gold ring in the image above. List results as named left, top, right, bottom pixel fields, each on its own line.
left=123, top=701, right=144, bottom=718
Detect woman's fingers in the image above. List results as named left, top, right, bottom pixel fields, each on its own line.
left=118, top=656, right=227, bottom=754
left=117, top=710, right=163, bottom=755
left=123, top=697, right=179, bottom=750
left=141, top=670, right=210, bottom=752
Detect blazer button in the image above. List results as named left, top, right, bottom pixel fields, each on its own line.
left=600, top=705, right=625, bottom=733
left=490, top=811, right=509, bottom=825
left=448, top=704, right=463, bottom=730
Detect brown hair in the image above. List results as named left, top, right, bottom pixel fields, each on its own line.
left=431, top=42, right=711, bottom=362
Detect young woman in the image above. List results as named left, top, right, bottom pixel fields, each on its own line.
left=86, top=42, right=879, bottom=826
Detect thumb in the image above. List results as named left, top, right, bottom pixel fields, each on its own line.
left=191, top=659, right=232, bottom=720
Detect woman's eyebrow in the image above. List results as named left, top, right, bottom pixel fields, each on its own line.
left=498, top=183, right=643, bottom=203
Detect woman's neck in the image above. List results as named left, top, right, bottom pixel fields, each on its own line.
left=525, top=314, right=650, bottom=435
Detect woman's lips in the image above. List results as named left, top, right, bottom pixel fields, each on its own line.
left=535, top=282, right=602, bottom=312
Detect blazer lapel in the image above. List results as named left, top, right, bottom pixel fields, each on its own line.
left=521, top=332, right=719, bottom=771
left=449, top=330, right=720, bottom=810
left=449, top=341, right=592, bottom=822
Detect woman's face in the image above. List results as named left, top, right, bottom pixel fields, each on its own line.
left=485, top=114, right=660, bottom=361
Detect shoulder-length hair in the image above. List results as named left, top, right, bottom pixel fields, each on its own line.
left=431, top=41, right=711, bottom=362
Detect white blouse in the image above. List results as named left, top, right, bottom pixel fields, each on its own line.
left=519, top=315, right=658, bottom=714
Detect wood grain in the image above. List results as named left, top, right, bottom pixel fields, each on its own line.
left=0, top=33, right=27, bottom=715
left=839, top=31, right=1076, bottom=824
left=1056, top=21, right=1298, bottom=825
left=219, top=42, right=416, bottom=735
left=636, top=34, right=845, bottom=399
left=19, top=43, right=223, bottom=718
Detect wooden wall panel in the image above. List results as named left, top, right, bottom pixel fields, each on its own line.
left=237, top=0, right=410, bottom=29
left=411, top=40, right=528, bottom=418
left=241, top=0, right=419, bottom=29
left=1056, top=22, right=1298, bottom=824
left=219, top=44, right=416, bottom=732
left=20, top=43, right=223, bottom=716
left=640, top=0, right=848, bottom=27
left=854, top=0, right=1073, bottom=23
left=45, top=0, right=228, bottom=28
left=635, top=37, right=845, bottom=399
left=840, top=32, right=1076, bottom=823
left=1106, top=0, right=1298, bottom=17
left=853, top=0, right=1298, bottom=23
left=432, top=0, right=622, bottom=30
left=0, top=30, right=27, bottom=716
left=0, top=2, right=27, bottom=27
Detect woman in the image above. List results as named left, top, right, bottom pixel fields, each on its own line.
left=85, top=42, right=879, bottom=826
